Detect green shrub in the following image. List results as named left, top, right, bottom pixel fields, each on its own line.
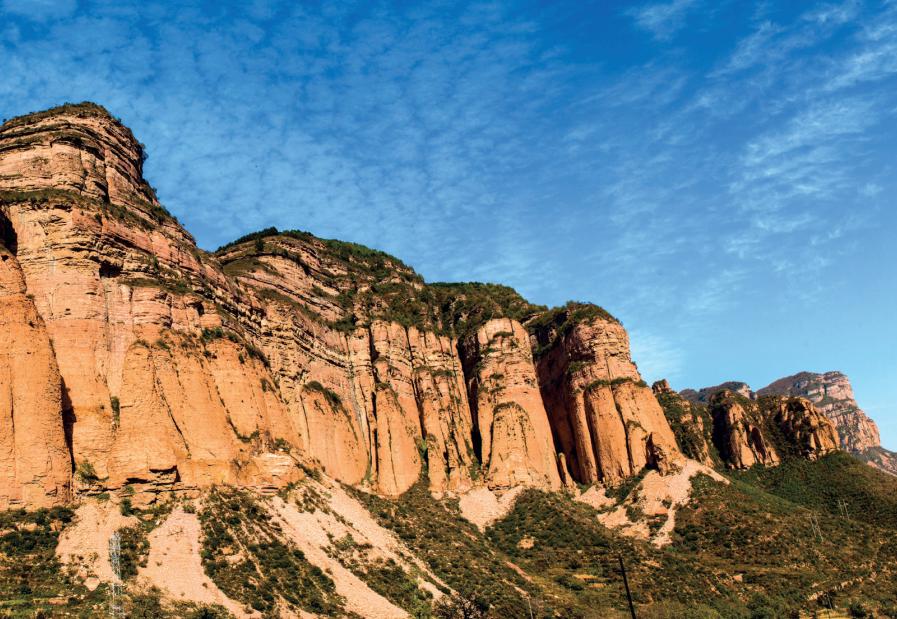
left=199, top=487, right=343, bottom=616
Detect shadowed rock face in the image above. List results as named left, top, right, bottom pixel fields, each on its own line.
left=705, top=391, right=838, bottom=469
left=655, top=382, right=839, bottom=471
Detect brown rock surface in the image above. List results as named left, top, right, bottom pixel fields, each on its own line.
left=758, top=371, right=880, bottom=452
left=0, top=242, right=72, bottom=508
left=530, top=306, right=682, bottom=486
left=461, top=319, right=560, bottom=490
left=769, top=397, right=839, bottom=459
left=708, top=391, right=781, bottom=469
left=705, top=390, right=839, bottom=469
left=1, top=104, right=307, bottom=502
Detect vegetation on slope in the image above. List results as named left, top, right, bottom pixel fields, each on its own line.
left=528, top=301, right=620, bottom=358
left=674, top=471, right=897, bottom=616
left=0, top=506, right=95, bottom=617
left=216, top=227, right=551, bottom=337
left=732, top=451, right=897, bottom=531
left=655, top=391, right=722, bottom=466
left=198, top=487, right=344, bottom=618
left=350, top=480, right=579, bottom=618
left=326, top=532, right=434, bottom=617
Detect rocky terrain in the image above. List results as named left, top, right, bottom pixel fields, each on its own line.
left=1, top=103, right=895, bottom=618
left=682, top=371, right=896, bottom=476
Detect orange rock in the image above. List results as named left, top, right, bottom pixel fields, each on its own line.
left=532, top=310, right=682, bottom=486
left=0, top=243, right=71, bottom=508
left=462, top=319, right=561, bottom=490
left=708, top=392, right=780, bottom=469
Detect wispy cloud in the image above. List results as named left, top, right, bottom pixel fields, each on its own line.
left=627, top=0, right=700, bottom=41
left=629, top=329, right=686, bottom=384
left=1, top=0, right=895, bottom=444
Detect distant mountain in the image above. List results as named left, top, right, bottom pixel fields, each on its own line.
left=758, top=371, right=897, bottom=476
left=684, top=371, right=895, bottom=477
left=758, top=371, right=880, bottom=452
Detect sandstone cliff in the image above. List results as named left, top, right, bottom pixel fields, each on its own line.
left=758, top=371, right=880, bottom=451
left=656, top=382, right=838, bottom=470
left=1, top=103, right=689, bottom=507
left=529, top=304, right=682, bottom=486
left=0, top=242, right=72, bottom=508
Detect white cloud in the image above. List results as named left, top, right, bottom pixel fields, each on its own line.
left=629, top=329, right=686, bottom=384
left=627, top=0, right=700, bottom=41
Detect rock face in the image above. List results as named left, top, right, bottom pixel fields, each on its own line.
left=460, top=319, right=561, bottom=491
left=0, top=242, right=72, bottom=508
left=758, top=372, right=880, bottom=452
left=758, top=371, right=896, bottom=476
left=530, top=306, right=682, bottom=486
left=707, top=392, right=781, bottom=469
left=656, top=381, right=839, bottom=470
left=0, top=103, right=694, bottom=507
left=652, top=381, right=717, bottom=467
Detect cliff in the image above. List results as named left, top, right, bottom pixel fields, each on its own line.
left=758, top=371, right=880, bottom=451
left=0, top=103, right=684, bottom=507
left=758, top=371, right=896, bottom=476
left=655, top=382, right=838, bottom=470
left=529, top=304, right=682, bottom=486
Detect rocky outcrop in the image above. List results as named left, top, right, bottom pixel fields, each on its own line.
left=681, top=381, right=754, bottom=404
left=530, top=305, right=682, bottom=486
left=704, top=390, right=838, bottom=469
left=461, top=319, right=561, bottom=491
left=653, top=381, right=717, bottom=467
left=769, top=397, right=839, bottom=460
left=758, top=371, right=880, bottom=452
left=0, top=105, right=308, bottom=503
left=758, top=371, right=896, bottom=476
left=708, top=391, right=781, bottom=469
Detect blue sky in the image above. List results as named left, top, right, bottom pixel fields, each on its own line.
left=2, top=0, right=895, bottom=448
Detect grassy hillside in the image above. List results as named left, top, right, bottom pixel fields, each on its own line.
left=2, top=453, right=895, bottom=617
left=732, top=451, right=897, bottom=529
left=351, top=454, right=897, bottom=618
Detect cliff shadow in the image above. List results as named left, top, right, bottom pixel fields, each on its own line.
left=61, top=377, right=76, bottom=472
left=0, top=209, right=17, bottom=255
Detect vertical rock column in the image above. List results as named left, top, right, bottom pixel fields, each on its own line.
left=461, top=319, right=561, bottom=490
left=0, top=240, right=72, bottom=508
left=534, top=313, right=682, bottom=486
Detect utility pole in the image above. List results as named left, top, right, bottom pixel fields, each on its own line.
left=618, top=554, right=637, bottom=619
left=809, top=513, right=823, bottom=542
left=837, top=498, right=849, bottom=519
